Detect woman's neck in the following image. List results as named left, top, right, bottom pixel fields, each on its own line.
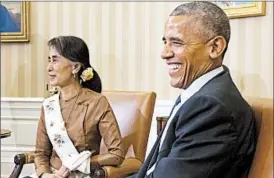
left=60, top=83, right=81, bottom=101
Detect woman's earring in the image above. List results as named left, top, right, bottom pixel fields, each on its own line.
left=73, top=73, right=76, bottom=78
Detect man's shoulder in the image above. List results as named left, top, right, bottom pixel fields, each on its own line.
left=189, top=71, right=252, bottom=116
left=198, top=70, right=242, bottom=102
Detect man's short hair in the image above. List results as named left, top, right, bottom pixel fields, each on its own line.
left=171, top=1, right=231, bottom=57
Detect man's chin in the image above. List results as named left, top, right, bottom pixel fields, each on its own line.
left=170, top=80, right=183, bottom=89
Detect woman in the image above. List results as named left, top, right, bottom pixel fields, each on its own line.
left=30, top=36, right=124, bottom=178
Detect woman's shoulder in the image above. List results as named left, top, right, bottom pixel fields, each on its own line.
left=80, top=88, right=106, bottom=101
left=78, top=88, right=111, bottom=108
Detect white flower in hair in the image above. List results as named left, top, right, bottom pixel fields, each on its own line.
left=80, top=67, right=94, bottom=82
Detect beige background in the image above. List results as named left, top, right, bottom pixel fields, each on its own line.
left=1, top=2, right=273, bottom=100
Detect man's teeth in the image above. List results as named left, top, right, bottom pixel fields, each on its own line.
left=169, top=64, right=181, bottom=70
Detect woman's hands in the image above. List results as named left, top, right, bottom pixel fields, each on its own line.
left=41, top=166, right=70, bottom=178
left=55, top=166, right=70, bottom=178
left=40, top=173, right=56, bottom=178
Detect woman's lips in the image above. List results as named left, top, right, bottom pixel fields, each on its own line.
left=48, top=74, right=56, bottom=80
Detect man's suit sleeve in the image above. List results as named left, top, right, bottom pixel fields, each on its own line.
left=149, top=95, right=238, bottom=178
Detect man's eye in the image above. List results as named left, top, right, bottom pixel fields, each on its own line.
left=173, top=41, right=183, bottom=45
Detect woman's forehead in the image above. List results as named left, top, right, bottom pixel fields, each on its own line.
left=49, top=46, right=60, bottom=55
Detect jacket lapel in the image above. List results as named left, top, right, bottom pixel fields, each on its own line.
left=136, top=95, right=181, bottom=178
left=136, top=135, right=161, bottom=178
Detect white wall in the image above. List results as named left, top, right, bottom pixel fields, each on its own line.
left=1, top=97, right=173, bottom=178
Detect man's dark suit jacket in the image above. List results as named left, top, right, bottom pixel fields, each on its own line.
left=133, top=66, right=256, bottom=178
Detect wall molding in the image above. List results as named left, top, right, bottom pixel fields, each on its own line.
left=1, top=145, right=35, bottom=152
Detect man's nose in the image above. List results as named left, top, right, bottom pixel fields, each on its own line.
left=161, top=45, right=174, bottom=60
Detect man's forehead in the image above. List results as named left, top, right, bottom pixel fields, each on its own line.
left=166, top=15, right=192, bottom=27
left=164, top=15, right=197, bottom=35
left=164, top=15, right=204, bottom=39
left=164, top=16, right=192, bottom=35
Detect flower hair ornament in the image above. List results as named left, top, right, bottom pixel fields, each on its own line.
left=80, top=67, right=94, bottom=82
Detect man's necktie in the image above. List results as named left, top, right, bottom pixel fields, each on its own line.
left=146, top=95, right=181, bottom=176
left=174, top=95, right=181, bottom=107
left=165, top=95, right=181, bottom=123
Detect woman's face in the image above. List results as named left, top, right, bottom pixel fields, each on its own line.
left=47, top=47, right=75, bottom=87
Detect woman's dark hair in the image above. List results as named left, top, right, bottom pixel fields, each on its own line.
left=47, top=36, right=102, bottom=93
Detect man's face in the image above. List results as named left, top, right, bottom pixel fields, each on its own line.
left=161, top=15, right=213, bottom=89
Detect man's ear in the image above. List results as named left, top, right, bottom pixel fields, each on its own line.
left=208, top=36, right=227, bottom=59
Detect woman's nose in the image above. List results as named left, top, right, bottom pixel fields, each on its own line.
left=47, top=63, right=53, bottom=72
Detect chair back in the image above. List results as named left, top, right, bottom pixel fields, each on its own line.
left=100, top=91, right=156, bottom=162
left=247, top=97, right=273, bottom=178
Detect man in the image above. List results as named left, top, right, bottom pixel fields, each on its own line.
left=130, top=2, right=256, bottom=178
